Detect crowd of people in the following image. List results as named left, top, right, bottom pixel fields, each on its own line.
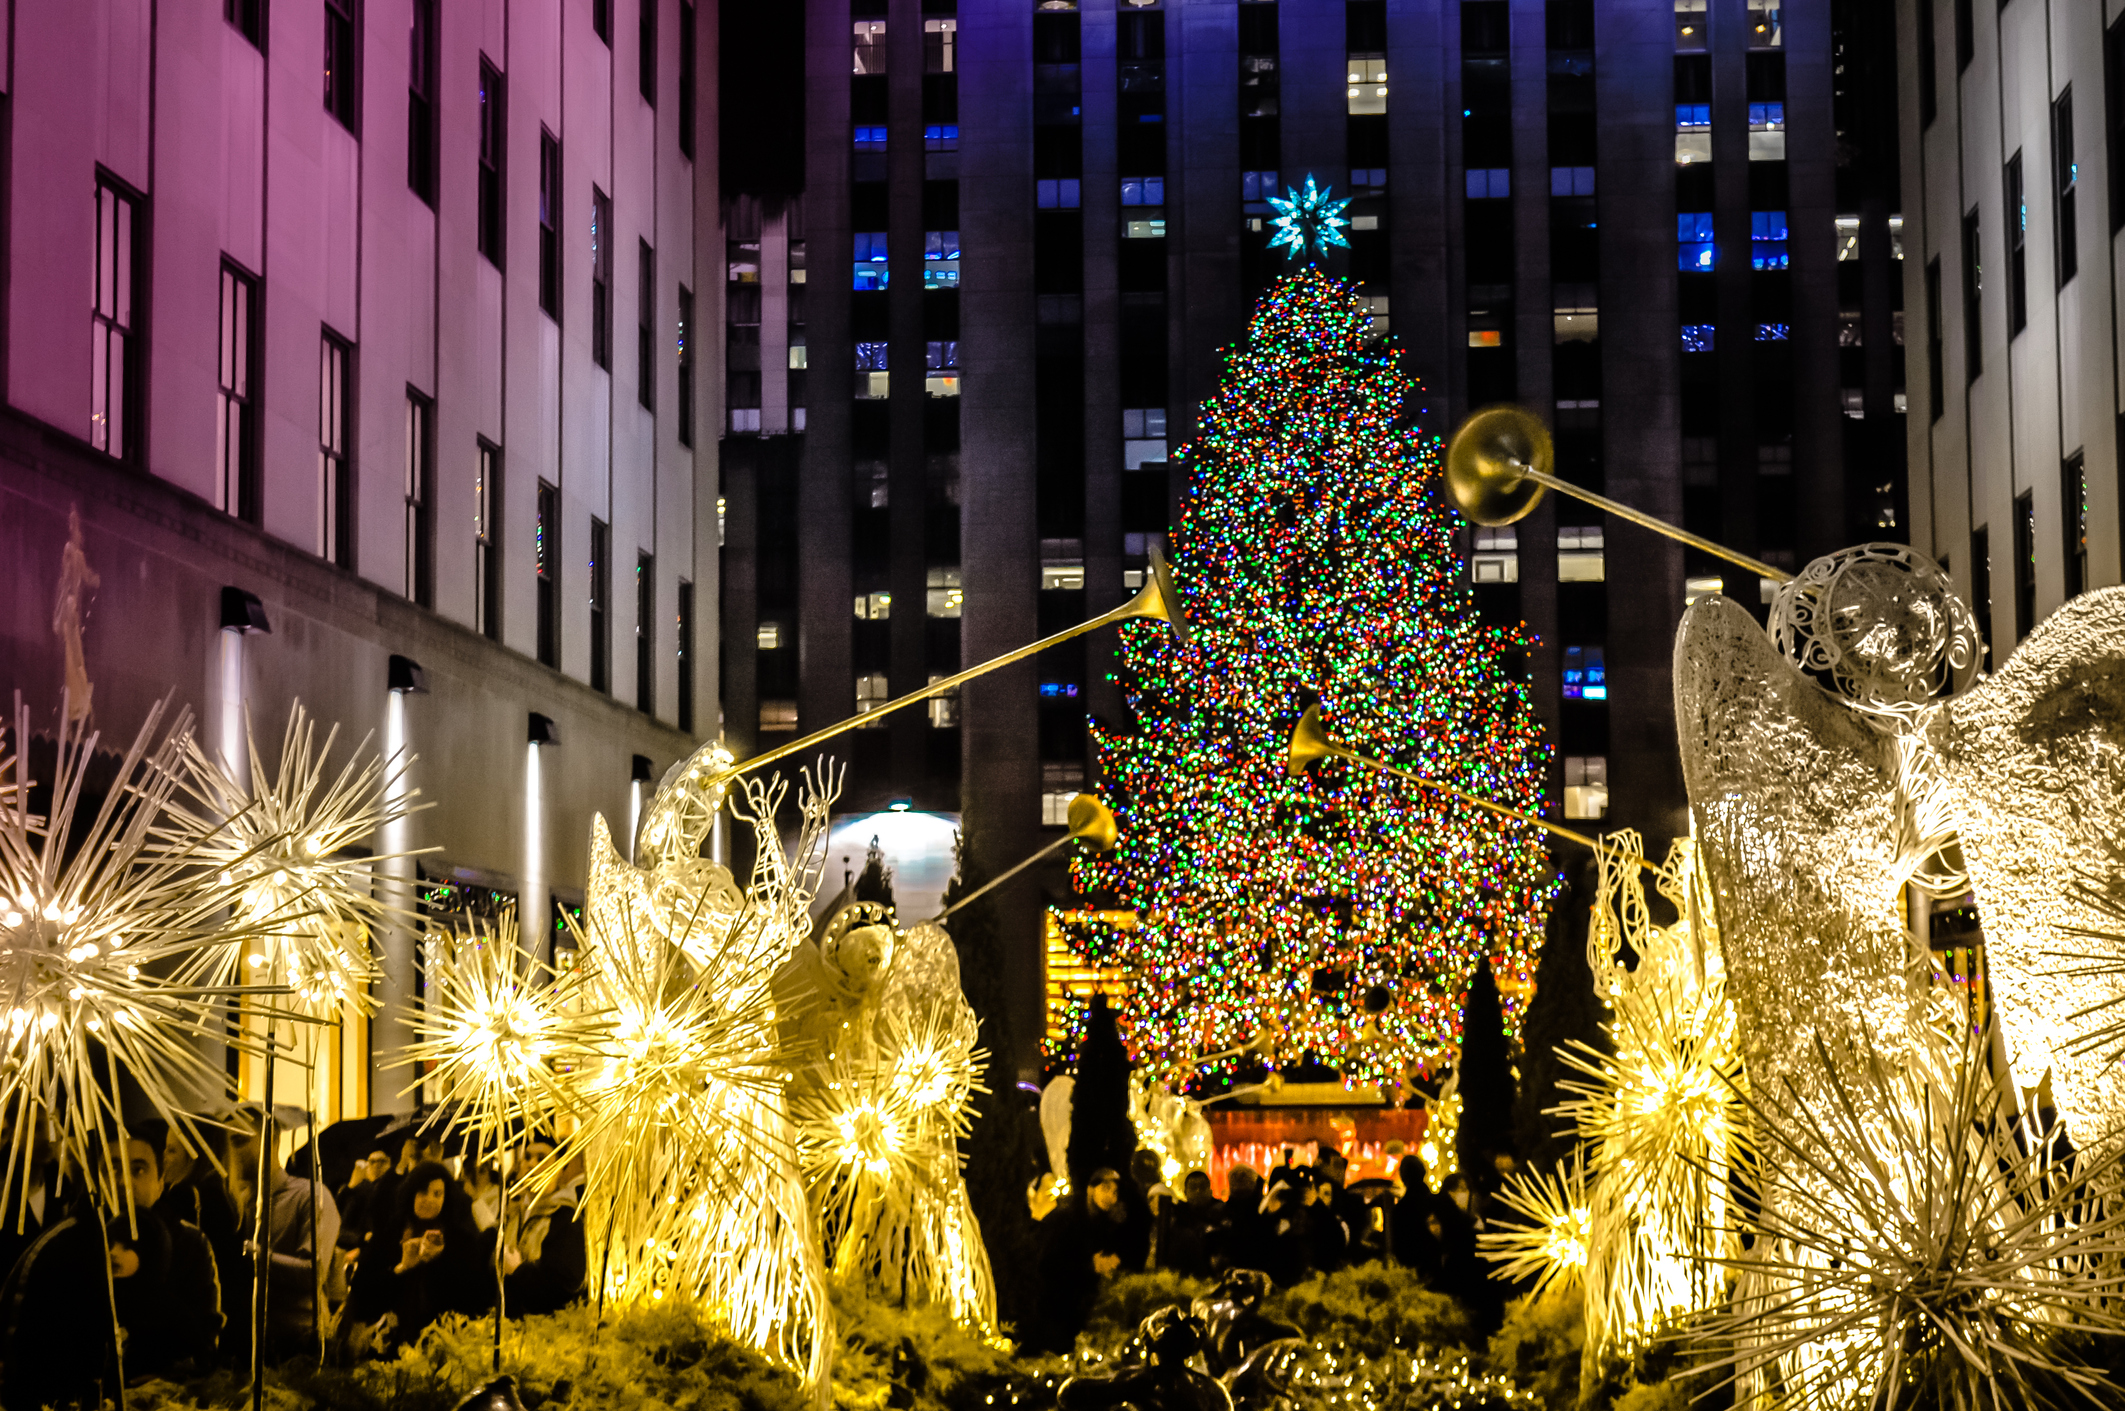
left=0, top=1112, right=588, bottom=1410
left=1022, top=1144, right=1525, bottom=1354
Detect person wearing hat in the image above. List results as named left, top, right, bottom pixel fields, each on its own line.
left=1030, top=1167, right=1132, bottom=1354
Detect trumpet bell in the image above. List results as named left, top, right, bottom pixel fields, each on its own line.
left=1286, top=705, right=1344, bottom=777
left=1445, top=405, right=1552, bottom=527
left=1116, top=542, right=1192, bottom=645
left=1066, top=793, right=1120, bottom=851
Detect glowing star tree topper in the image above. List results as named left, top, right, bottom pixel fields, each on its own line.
left=1074, top=268, right=1559, bottom=1087
left=1265, top=174, right=1352, bottom=262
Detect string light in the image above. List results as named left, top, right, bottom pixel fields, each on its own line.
left=1075, top=268, right=1559, bottom=1084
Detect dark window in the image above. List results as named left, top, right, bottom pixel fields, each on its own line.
left=2054, top=86, right=2078, bottom=285
left=1925, top=257, right=1945, bottom=419
left=593, top=0, right=611, bottom=45
left=1954, top=0, right=1972, bottom=71
left=320, top=329, right=354, bottom=568
left=590, top=518, right=611, bottom=692
left=226, top=0, right=265, bottom=48
left=478, top=59, right=506, bottom=267
left=2109, top=14, right=2125, bottom=233
left=638, top=239, right=656, bottom=409
left=2012, top=490, right=2035, bottom=640
left=217, top=261, right=261, bottom=520
left=2063, top=451, right=2088, bottom=598
left=2005, top=151, right=2026, bottom=334
left=91, top=176, right=140, bottom=462
left=409, top=0, right=437, bottom=203
left=636, top=551, right=656, bottom=715
left=536, top=480, right=559, bottom=667
left=1961, top=209, right=1981, bottom=382
left=405, top=390, right=434, bottom=607
left=679, top=1, right=696, bottom=158
left=476, top=440, right=503, bottom=640
left=640, top=0, right=658, bottom=106
left=1918, top=0, right=1938, bottom=124
left=325, top=0, right=359, bottom=131
left=592, top=188, right=613, bottom=368
left=1970, top=523, right=1992, bottom=669
left=539, top=131, right=561, bottom=318
left=676, top=285, right=694, bottom=446
left=676, top=579, right=694, bottom=733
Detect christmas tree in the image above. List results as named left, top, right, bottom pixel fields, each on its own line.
left=1075, top=266, right=1559, bottom=1086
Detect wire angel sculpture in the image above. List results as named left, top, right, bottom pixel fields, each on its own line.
left=782, top=907, right=996, bottom=1329
left=166, top=701, right=426, bottom=1017
left=557, top=758, right=837, bottom=1392
left=0, top=695, right=285, bottom=1225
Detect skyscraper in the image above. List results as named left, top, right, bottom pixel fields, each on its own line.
left=719, top=0, right=1907, bottom=1067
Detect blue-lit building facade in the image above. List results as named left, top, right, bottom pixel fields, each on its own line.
left=716, top=0, right=1907, bottom=1069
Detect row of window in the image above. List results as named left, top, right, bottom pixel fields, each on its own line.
left=1676, top=210, right=1788, bottom=270
left=852, top=18, right=959, bottom=75
left=1673, top=0, right=1781, bottom=50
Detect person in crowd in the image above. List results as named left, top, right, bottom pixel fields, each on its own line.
left=1158, top=1169, right=1223, bottom=1278
left=228, top=1104, right=341, bottom=1364
left=464, top=1160, right=502, bottom=1232
left=1213, top=1165, right=1269, bottom=1275
left=159, top=1120, right=244, bottom=1313
left=1433, top=1172, right=1489, bottom=1314
left=0, top=1129, right=221, bottom=1408
left=1124, top=1149, right=1164, bottom=1271
left=1030, top=1167, right=1134, bottom=1354
left=342, top=1159, right=493, bottom=1353
left=1260, top=1179, right=1319, bottom=1286
left=1390, top=1154, right=1441, bottom=1277
left=1308, top=1173, right=1350, bottom=1274
left=503, top=1136, right=586, bottom=1315
left=334, top=1148, right=392, bottom=1254
left=0, top=1120, right=57, bottom=1292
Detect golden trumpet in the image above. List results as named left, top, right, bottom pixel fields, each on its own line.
left=1445, top=404, right=1793, bottom=585
left=925, top=792, right=1119, bottom=924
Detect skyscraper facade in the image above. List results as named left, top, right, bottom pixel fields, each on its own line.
left=719, top=0, right=1906, bottom=1067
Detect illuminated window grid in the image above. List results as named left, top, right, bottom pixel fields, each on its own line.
left=1044, top=908, right=1134, bottom=1051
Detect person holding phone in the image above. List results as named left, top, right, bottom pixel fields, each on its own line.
left=341, top=1159, right=491, bottom=1354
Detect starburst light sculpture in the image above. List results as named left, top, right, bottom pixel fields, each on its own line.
left=0, top=696, right=281, bottom=1221
left=168, top=702, right=424, bottom=1016
left=1265, top=174, right=1352, bottom=262
left=1478, top=1151, right=1591, bottom=1302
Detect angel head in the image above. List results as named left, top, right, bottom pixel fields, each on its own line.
left=819, top=902, right=897, bottom=1000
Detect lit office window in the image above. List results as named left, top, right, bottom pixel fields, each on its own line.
left=1834, top=215, right=1860, bottom=261
left=925, top=18, right=957, bottom=72
left=855, top=342, right=890, bottom=400
left=1562, top=645, right=1607, bottom=700
left=1563, top=756, right=1609, bottom=819
left=1747, top=0, right=1781, bottom=47
left=853, top=20, right=887, bottom=74
left=1550, top=166, right=1595, bottom=196
left=1678, top=212, right=1715, bottom=270
left=1748, top=102, right=1785, bottom=160
left=926, top=568, right=964, bottom=618
left=856, top=674, right=891, bottom=723
left=1466, top=168, right=1510, bottom=199
left=1471, top=527, right=1518, bottom=583
left=757, top=622, right=783, bottom=650
left=925, top=124, right=960, bottom=151
left=853, top=125, right=888, bottom=151
left=1675, top=104, right=1711, bottom=164
left=1347, top=54, right=1386, bottom=114
left=759, top=700, right=798, bottom=733
left=1123, top=408, right=1168, bottom=468
left=928, top=675, right=961, bottom=728
left=1680, top=324, right=1714, bottom=352
left=1674, top=0, right=1705, bottom=49
left=1042, top=764, right=1084, bottom=826
left=853, top=591, right=893, bottom=621
left=1750, top=210, right=1789, bottom=269
left=926, top=340, right=960, bottom=397
left=1558, top=526, right=1605, bottom=581
left=1037, top=179, right=1082, bottom=209
left=924, top=230, right=962, bottom=288
left=853, top=231, right=889, bottom=290
left=1242, top=170, right=1281, bottom=201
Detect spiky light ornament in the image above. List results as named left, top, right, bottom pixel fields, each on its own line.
left=0, top=696, right=301, bottom=1224
left=1265, top=174, right=1353, bottom=262
left=1478, top=1150, right=1591, bottom=1301
left=1690, top=1022, right=2125, bottom=1410
left=169, top=702, right=423, bottom=1015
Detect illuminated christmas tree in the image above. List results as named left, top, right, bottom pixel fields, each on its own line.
left=1073, top=267, right=1559, bottom=1087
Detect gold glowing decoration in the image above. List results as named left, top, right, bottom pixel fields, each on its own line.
left=565, top=763, right=836, bottom=1389
left=782, top=903, right=997, bottom=1331
left=398, top=921, right=595, bottom=1155
left=1128, top=1074, right=1211, bottom=1185
left=1477, top=1151, right=1590, bottom=1301
left=170, top=702, right=426, bottom=1015
left=0, top=697, right=281, bottom=1221
left=1444, top=403, right=1791, bottom=584
left=1689, top=1026, right=2125, bottom=1410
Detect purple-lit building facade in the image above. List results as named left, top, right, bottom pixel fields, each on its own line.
left=0, top=0, right=721, bottom=1113
left=718, top=0, right=1909, bottom=1070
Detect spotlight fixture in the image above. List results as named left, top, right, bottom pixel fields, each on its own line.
left=387, top=654, right=429, bottom=694
left=631, top=753, right=655, bottom=783
left=528, top=712, right=560, bottom=747
left=219, top=586, right=272, bottom=634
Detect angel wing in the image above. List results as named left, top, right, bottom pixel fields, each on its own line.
left=1921, top=584, right=2125, bottom=1155
left=1671, top=595, right=1923, bottom=1098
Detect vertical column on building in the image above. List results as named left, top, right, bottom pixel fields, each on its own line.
left=799, top=1, right=856, bottom=738
left=960, top=2, right=1043, bottom=1076
left=849, top=1, right=897, bottom=800
left=1082, top=3, right=1125, bottom=742
left=1034, top=6, right=1089, bottom=830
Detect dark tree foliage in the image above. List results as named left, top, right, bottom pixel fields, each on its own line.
left=1456, top=955, right=1518, bottom=1176
left=853, top=834, right=896, bottom=911
left=1512, top=857, right=1610, bottom=1169
left=1066, top=994, right=1137, bottom=1194
left=942, top=833, right=1046, bottom=1333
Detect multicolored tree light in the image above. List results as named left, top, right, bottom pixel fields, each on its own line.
left=1075, top=268, right=1559, bottom=1086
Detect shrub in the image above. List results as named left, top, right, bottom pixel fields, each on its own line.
left=1484, top=1291, right=1584, bottom=1411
